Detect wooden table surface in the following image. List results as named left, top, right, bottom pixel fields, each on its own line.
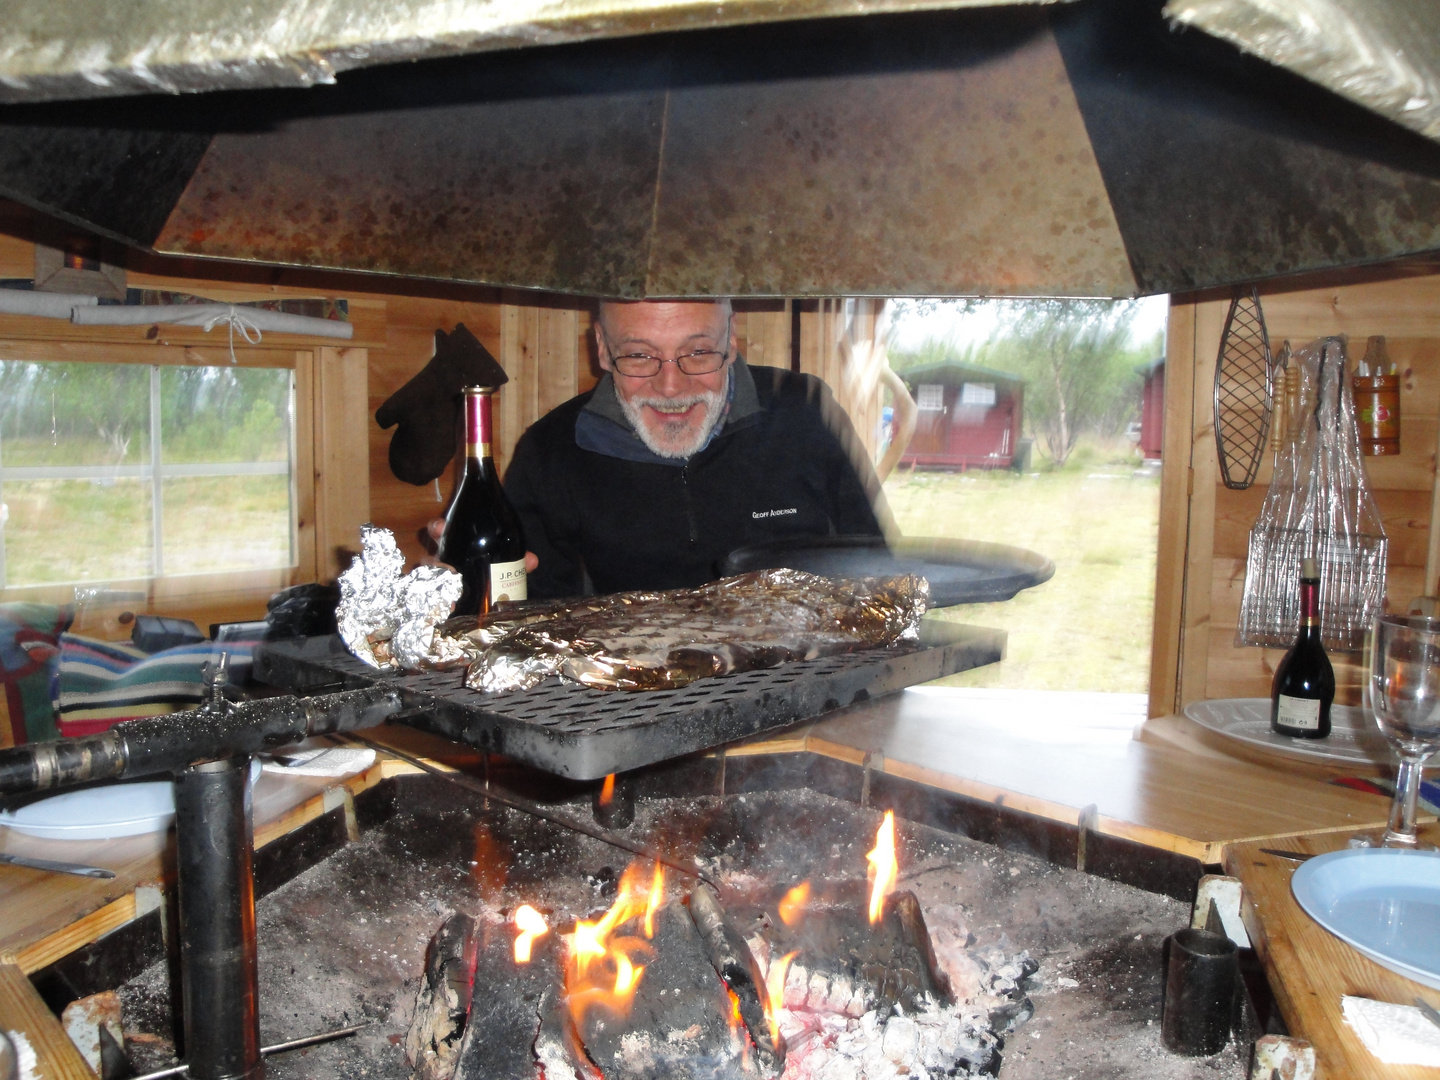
left=1224, top=825, right=1440, bottom=1080
left=751, top=687, right=1408, bottom=863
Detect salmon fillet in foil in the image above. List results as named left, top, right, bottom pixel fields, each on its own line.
left=436, top=568, right=928, bottom=693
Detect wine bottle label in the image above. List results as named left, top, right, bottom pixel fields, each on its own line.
left=1276, top=694, right=1321, bottom=731
left=489, top=559, right=528, bottom=605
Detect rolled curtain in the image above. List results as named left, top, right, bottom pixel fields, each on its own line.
left=0, top=290, right=98, bottom=318
left=71, top=302, right=354, bottom=339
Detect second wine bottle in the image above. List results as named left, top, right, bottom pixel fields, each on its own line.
left=438, top=386, right=528, bottom=616
left=1269, top=557, right=1334, bottom=739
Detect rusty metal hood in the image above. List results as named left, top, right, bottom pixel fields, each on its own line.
left=1, top=0, right=1439, bottom=298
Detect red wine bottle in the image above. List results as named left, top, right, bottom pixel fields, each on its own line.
left=438, top=386, right=528, bottom=617
left=1270, top=557, right=1334, bottom=738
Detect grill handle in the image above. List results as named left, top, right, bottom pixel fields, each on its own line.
left=0, top=685, right=404, bottom=796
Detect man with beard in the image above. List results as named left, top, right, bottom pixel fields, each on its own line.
left=502, top=298, right=887, bottom=598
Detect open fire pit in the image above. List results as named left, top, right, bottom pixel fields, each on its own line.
left=106, top=769, right=1241, bottom=1080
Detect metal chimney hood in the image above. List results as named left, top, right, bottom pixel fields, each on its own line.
left=1, top=0, right=1439, bottom=298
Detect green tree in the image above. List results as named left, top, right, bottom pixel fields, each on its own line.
left=1000, top=299, right=1145, bottom=466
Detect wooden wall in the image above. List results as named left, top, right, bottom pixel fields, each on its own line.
left=1151, top=262, right=1440, bottom=716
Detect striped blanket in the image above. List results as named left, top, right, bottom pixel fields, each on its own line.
left=53, top=635, right=253, bottom=738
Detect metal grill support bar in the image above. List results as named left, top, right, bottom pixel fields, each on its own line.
left=175, top=756, right=264, bottom=1080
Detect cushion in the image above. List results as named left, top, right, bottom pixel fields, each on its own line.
left=0, top=602, right=72, bottom=746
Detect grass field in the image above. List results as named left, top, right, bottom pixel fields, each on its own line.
left=1, top=476, right=291, bottom=586
left=883, top=443, right=1160, bottom=694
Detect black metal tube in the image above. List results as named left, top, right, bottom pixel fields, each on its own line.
left=0, top=686, right=404, bottom=796
left=1161, top=927, right=1238, bottom=1056
left=175, top=755, right=264, bottom=1080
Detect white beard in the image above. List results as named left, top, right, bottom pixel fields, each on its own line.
left=618, top=372, right=730, bottom=459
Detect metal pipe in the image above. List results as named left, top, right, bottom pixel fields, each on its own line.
left=175, top=755, right=263, bottom=1080
left=0, top=685, right=403, bottom=796
left=130, top=1023, right=368, bottom=1080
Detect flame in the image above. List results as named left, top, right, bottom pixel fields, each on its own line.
left=644, top=862, right=665, bottom=939
left=866, top=810, right=898, bottom=924
left=725, top=987, right=752, bottom=1071
left=778, top=881, right=811, bottom=927
left=564, top=861, right=658, bottom=1026
left=765, top=950, right=798, bottom=1045
left=599, top=773, right=615, bottom=806
left=514, top=904, right=549, bottom=963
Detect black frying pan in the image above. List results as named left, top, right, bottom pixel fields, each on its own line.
left=722, top=535, right=1054, bottom=607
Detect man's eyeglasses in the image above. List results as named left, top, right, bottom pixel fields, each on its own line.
left=603, top=319, right=733, bottom=378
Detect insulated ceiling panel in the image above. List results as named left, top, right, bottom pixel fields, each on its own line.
left=156, top=92, right=668, bottom=296
left=647, top=24, right=1135, bottom=296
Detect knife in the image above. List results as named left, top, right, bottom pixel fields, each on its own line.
left=1259, top=848, right=1315, bottom=863
left=0, top=852, right=115, bottom=879
left=1415, top=997, right=1440, bottom=1033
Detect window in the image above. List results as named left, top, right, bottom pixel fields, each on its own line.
left=959, top=382, right=996, bottom=407
left=916, top=384, right=945, bottom=410
left=0, top=358, right=296, bottom=590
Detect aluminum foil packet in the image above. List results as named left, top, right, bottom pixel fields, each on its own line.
left=445, top=568, right=929, bottom=693
left=336, top=525, right=463, bottom=670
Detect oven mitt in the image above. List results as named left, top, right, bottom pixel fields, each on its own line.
left=375, top=323, right=508, bottom=486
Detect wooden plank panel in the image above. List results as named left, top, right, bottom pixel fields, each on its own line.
left=1178, top=297, right=1228, bottom=707
left=498, top=296, right=542, bottom=479
left=1150, top=300, right=1195, bottom=717
left=1262, top=273, right=1440, bottom=338
left=0, top=960, right=97, bottom=1078
left=1226, top=827, right=1440, bottom=1080
left=538, top=307, right=580, bottom=420
left=1213, top=485, right=1433, bottom=566
left=0, top=339, right=298, bottom=369
left=313, top=347, right=371, bottom=582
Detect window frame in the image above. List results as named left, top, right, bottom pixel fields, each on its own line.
left=0, top=336, right=366, bottom=631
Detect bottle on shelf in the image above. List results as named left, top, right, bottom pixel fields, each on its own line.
left=1270, top=557, right=1334, bottom=739
left=438, top=386, right=528, bottom=617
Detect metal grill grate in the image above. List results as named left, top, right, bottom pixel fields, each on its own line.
left=1213, top=285, right=1274, bottom=490
left=255, top=628, right=1001, bottom=779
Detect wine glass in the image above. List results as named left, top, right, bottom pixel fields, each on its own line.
left=1369, top=614, right=1440, bottom=847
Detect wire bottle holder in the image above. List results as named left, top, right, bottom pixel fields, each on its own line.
left=1235, top=337, right=1387, bottom=652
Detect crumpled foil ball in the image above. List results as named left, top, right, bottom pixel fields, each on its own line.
left=336, top=525, right=463, bottom=670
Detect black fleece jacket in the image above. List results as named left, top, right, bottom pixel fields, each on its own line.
left=504, top=359, right=886, bottom=598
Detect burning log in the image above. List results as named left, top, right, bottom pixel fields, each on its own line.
left=573, top=899, right=745, bottom=1079
left=452, top=914, right=561, bottom=1080
left=743, top=882, right=1035, bottom=1078
left=889, top=891, right=953, bottom=1006
left=687, top=882, right=786, bottom=1076
left=405, top=913, right=480, bottom=1080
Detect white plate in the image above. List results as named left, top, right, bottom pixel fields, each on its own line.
left=0, top=760, right=263, bottom=840
left=0, top=782, right=176, bottom=839
left=1183, top=698, right=1440, bottom=766
left=1293, top=849, right=1440, bottom=990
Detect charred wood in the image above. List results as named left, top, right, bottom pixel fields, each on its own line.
left=687, top=884, right=785, bottom=1076
left=405, top=913, right=478, bottom=1080
left=454, top=919, right=558, bottom=1080
left=890, top=891, right=953, bottom=1006
left=578, top=900, right=746, bottom=1080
